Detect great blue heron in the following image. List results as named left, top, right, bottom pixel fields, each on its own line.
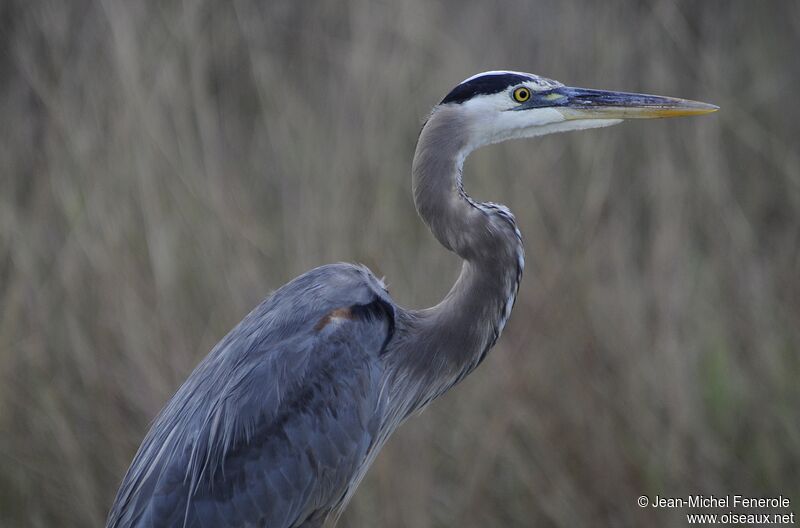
left=107, top=70, right=716, bottom=527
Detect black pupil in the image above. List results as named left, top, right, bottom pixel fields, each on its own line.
left=518, top=90, right=527, bottom=99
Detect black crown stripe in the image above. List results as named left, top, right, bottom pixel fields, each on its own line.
left=440, top=73, right=532, bottom=105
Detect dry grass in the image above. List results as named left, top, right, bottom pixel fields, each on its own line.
left=1, top=1, right=798, bottom=526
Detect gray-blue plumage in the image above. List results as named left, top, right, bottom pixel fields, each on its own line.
left=108, top=265, right=395, bottom=527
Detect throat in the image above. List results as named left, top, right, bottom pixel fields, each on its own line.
left=385, top=104, right=525, bottom=416
left=411, top=105, right=525, bottom=353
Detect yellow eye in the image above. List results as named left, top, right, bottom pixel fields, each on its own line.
left=513, top=87, right=531, bottom=103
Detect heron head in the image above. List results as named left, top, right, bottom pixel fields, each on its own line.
left=437, top=70, right=718, bottom=149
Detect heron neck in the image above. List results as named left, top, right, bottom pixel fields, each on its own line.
left=395, top=106, right=524, bottom=412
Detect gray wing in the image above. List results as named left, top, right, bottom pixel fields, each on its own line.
left=107, top=263, right=395, bottom=528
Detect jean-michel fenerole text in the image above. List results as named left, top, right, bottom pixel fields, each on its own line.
left=650, top=495, right=791, bottom=509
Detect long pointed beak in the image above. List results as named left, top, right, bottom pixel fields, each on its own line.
left=535, top=86, right=718, bottom=120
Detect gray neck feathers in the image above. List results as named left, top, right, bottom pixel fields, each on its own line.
left=385, top=106, right=524, bottom=420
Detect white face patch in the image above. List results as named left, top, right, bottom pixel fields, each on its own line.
left=457, top=92, right=566, bottom=149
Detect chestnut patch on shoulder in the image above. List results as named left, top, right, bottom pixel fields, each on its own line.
left=314, top=307, right=354, bottom=331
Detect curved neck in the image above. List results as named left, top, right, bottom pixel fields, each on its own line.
left=388, top=106, right=524, bottom=415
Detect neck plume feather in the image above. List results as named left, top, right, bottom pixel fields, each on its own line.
left=384, top=105, right=524, bottom=418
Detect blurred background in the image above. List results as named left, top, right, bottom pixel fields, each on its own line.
left=1, top=0, right=799, bottom=526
